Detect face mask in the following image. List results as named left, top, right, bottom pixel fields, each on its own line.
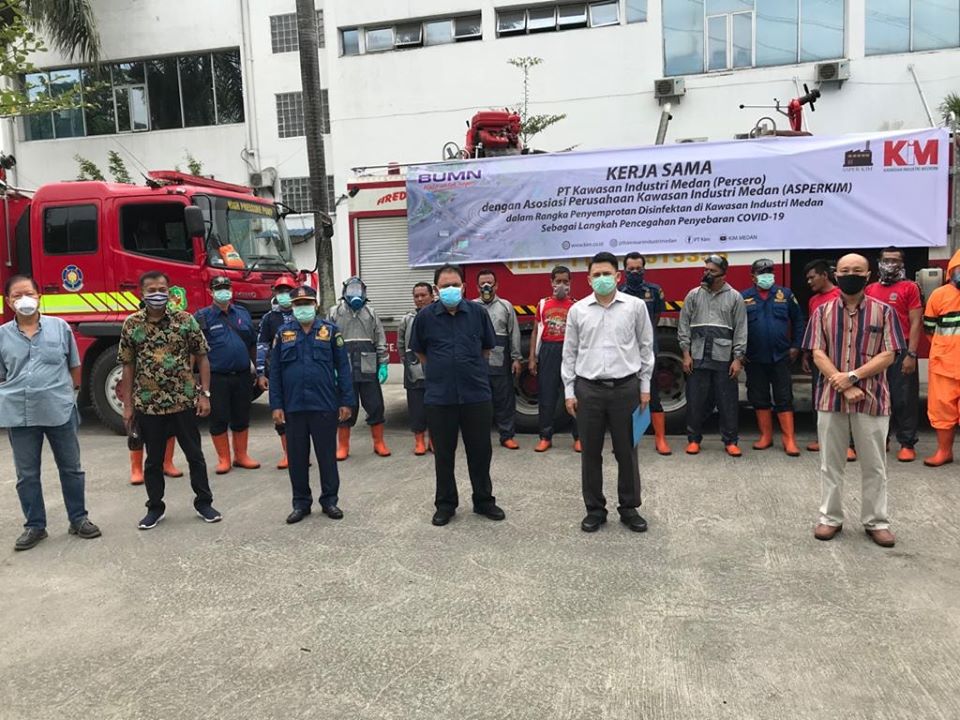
left=756, top=273, right=775, bottom=290
left=836, top=274, right=868, bottom=295
left=553, top=283, right=569, bottom=300
left=702, top=271, right=717, bottom=287
left=878, top=261, right=905, bottom=285
left=591, top=275, right=617, bottom=296
left=626, top=270, right=645, bottom=289
left=479, top=283, right=495, bottom=302
left=276, top=292, right=292, bottom=308
left=144, top=292, right=169, bottom=309
left=13, top=296, right=39, bottom=316
left=292, top=305, right=317, bottom=324
left=438, top=286, right=462, bottom=307
left=347, top=294, right=364, bottom=310
left=213, top=289, right=232, bottom=304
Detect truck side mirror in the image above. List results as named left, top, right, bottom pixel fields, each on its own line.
left=184, top=206, right=206, bottom=239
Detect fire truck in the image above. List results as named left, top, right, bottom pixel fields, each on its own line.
left=0, top=169, right=311, bottom=434
left=347, top=113, right=959, bottom=434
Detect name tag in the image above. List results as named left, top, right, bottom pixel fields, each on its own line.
left=281, top=330, right=297, bottom=343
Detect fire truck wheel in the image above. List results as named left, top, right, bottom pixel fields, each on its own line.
left=91, top=345, right=127, bottom=435
left=655, top=330, right=688, bottom=433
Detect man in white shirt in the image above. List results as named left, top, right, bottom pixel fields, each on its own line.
left=562, top=252, right=655, bottom=534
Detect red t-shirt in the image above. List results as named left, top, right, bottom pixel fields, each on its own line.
left=865, top=279, right=922, bottom=338
left=808, top=286, right=841, bottom=316
left=537, top=297, right=575, bottom=342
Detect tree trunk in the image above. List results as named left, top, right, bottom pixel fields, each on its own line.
left=295, top=0, right=335, bottom=313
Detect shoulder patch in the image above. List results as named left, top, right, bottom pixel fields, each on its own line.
left=335, top=334, right=344, bottom=347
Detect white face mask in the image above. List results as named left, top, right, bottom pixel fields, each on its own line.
left=13, top=296, right=39, bottom=316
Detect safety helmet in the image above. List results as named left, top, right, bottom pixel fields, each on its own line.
left=273, top=274, right=298, bottom=291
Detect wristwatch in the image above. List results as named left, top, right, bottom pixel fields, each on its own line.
left=199, top=389, right=212, bottom=398
left=847, top=371, right=860, bottom=385
left=907, top=350, right=918, bottom=358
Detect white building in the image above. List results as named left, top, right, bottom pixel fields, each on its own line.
left=5, top=0, right=959, bottom=284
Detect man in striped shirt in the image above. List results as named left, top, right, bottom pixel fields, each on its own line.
left=803, top=254, right=903, bottom=547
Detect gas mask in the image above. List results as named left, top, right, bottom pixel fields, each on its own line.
left=342, top=277, right=366, bottom=311
left=479, top=283, right=495, bottom=303
left=878, top=261, right=905, bottom=286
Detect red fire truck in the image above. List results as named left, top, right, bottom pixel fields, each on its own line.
left=347, top=130, right=959, bottom=433
left=0, top=170, right=311, bottom=433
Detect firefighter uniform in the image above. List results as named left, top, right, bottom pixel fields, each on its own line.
left=474, top=295, right=522, bottom=445
left=397, top=308, right=428, bottom=453
left=270, top=294, right=355, bottom=515
left=256, top=276, right=297, bottom=469
left=329, top=287, right=390, bottom=459
left=741, top=283, right=805, bottom=455
left=922, top=249, right=960, bottom=467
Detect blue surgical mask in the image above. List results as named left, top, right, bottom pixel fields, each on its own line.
left=756, top=273, right=775, bottom=290
left=144, top=292, right=169, bottom=309
left=276, top=292, right=292, bottom=308
left=292, top=305, right=317, bottom=324
left=591, top=275, right=617, bottom=296
left=213, top=289, right=232, bottom=304
left=438, top=286, right=462, bottom=307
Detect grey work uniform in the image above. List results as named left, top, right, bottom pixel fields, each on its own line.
left=474, top=296, right=521, bottom=442
left=329, top=300, right=388, bottom=427
left=397, top=308, right=426, bottom=433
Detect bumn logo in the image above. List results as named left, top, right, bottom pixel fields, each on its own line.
left=883, top=139, right=939, bottom=169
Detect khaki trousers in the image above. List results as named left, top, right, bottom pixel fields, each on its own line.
left=817, top=411, right=890, bottom=530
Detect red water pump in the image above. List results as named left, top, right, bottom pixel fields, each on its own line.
left=463, top=110, right=523, bottom=158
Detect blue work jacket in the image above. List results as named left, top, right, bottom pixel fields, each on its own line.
left=268, top=318, right=355, bottom=412
left=741, top=284, right=805, bottom=364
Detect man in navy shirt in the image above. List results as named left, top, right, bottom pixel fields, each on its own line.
left=196, top=276, right=259, bottom=474
left=411, top=264, right=506, bottom=527
left=270, top=286, right=354, bottom=524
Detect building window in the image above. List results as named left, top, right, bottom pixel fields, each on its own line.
left=340, top=12, right=482, bottom=55
left=280, top=176, right=336, bottom=213
left=865, top=0, right=960, bottom=55
left=271, top=10, right=326, bottom=53
left=663, top=0, right=843, bottom=75
left=276, top=91, right=305, bottom=138
left=147, top=57, right=182, bottom=130
left=213, top=49, right=245, bottom=125
left=495, top=2, right=622, bottom=36
left=43, top=205, right=98, bottom=255
left=626, top=0, right=648, bottom=22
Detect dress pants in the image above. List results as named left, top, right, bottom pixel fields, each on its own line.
left=285, top=410, right=340, bottom=511
left=426, top=401, right=496, bottom=512
left=138, top=410, right=213, bottom=513
left=537, top=341, right=577, bottom=441
left=574, top=377, right=642, bottom=518
left=817, top=411, right=890, bottom=529
left=886, top=351, right=919, bottom=447
left=685, top=365, right=739, bottom=445
left=340, top=381, right=385, bottom=427
left=406, top=387, right=427, bottom=433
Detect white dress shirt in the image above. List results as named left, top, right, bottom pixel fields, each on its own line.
left=561, top=291, right=655, bottom=399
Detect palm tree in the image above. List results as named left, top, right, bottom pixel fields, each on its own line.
left=1, top=0, right=101, bottom=62
left=940, top=92, right=960, bottom=123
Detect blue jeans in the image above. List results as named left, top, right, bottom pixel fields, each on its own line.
left=8, top=409, right=88, bottom=529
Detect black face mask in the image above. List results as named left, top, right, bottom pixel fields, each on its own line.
left=836, top=274, right=868, bottom=295
left=626, top=271, right=645, bottom=288
left=702, top=271, right=719, bottom=287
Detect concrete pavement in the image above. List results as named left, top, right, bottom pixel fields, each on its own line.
left=1, top=387, right=959, bottom=719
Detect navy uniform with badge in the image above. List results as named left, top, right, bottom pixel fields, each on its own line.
left=269, top=286, right=355, bottom=524
left=740, top=258, right=805, bottom=456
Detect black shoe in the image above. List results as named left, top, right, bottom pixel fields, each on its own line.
left=196, top=505, right=223, bottom=523
left=580, top=514, right=607, bottom=533
left=432, top=509, right=455, bottom=526
left=473, top=504, right=505, bottom=521
left=620, top=513, right=648, bottom=533
left=68, top=518, right=101, bottom=539
left=14, top=528, right=48, bottom=551
left=138, top=510, right=165, bottom=530
left=286, top=508, right=311, bottom=524
left=322, top=505, right=344, bottom=520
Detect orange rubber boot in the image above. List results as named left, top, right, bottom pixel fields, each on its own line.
left=725, top=444, right=743, bottom=457
left=651, top=412, right=672, bottom=455
left=163, top=436, right=183, bottom=477
left=924, top=428, right=956, bottom=467
left=129, top=449, right=144, bottom=486
left=414, top=432, right=427, bottom=456
left=336, top=426, right=351, bottom=461
left=211, top=433, right=232, bottom=474
left=752, top=410, right=774, bottom=450
left=232, top=429, right=261, bottom=469
left=371, top=424, right=392, bottom=457
left=847, top=447, right=857, bottom=462
left=685, top=441, right=700, bottom=455
left=777, top=411, right=801, bottom=457
left=534, top=438, right=552, bottom=452
left=807, top=441, right=820, bottom=452
left=277, top=435, right=289, bottom=470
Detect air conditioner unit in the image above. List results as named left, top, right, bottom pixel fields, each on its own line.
left=654, top=78, right=685, bottom=101
left=249, top=167, right=277, bottom=190
left=815, top=60, right=850, bottom=85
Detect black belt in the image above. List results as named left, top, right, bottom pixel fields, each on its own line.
left=578, top=375, right=636, bottom=388
left=212, top=370, right=249, bottom=377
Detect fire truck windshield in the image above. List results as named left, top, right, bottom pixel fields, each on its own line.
left=197, top=194, right=296, bottom=272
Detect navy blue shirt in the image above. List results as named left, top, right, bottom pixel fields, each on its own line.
left=741, top=284, right=805, bottom=364
left=269, top=318, right=355, bottom=413
left=195, top=303, right=256, bottom=374
left=410, top=299, right=496, bottom=406
left=620, top=279, right=666, bottom=351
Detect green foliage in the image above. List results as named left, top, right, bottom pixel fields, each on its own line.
left=185, top=153, right=203, bottom=176
left=107, top=150, right=132, bottom=184
left=74, top=154, right=104, bottom=181
left=506, top=56, right=566, bottom=147
left=940, top=92, right=960, bottom=123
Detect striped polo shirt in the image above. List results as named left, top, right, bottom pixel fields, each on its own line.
left=802, top=295, right=904, bottom=416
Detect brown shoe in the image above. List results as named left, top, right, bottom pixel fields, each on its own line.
left=814, top=523, right=842, bottom=541
left=866, top=527, right=896, bottom=547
